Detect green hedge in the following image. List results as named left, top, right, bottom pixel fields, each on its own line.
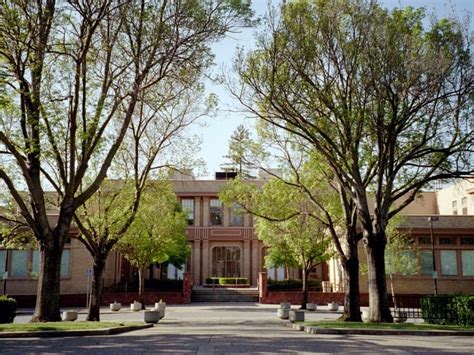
left=267, top=279, right=322, bottom=291
left=0, top=295, right=17, bottom=324
left=421, top=295, right=473, bottom=326
left=205, top=277, right=248, bottom=285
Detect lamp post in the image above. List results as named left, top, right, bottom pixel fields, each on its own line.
left=428, top=216, right=439, bottom=296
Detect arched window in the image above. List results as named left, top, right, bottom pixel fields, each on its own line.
left=212, top=246, right=241, bottom=277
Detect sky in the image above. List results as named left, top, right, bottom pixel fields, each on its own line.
left=192, top=0, right=474, bottom=179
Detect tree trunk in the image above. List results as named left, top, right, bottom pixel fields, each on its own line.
left=87, top=254, right=108, bottom=321
left=301, top=268, right=308, bottom=309
left=31, top=241, right=63, bottom=322
left=366, top=236, right=393, bottom=322
left=340, top=253, right=362, bottom=322
left=138, top=267, right=146, bottom=309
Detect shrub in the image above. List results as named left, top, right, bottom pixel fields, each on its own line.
left=267, top=279, right=322, bottom=291
left=0, top=295, right=17, bottom=324
left=421, top=295, right=473, bottom=326
left=205, top=277, right=248, bottom=285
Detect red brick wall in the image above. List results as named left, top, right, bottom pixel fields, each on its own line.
left=12, top=272, right=193, bottom=307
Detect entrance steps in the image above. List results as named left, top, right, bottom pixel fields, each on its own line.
left=191, top=287, right=259, bottom=303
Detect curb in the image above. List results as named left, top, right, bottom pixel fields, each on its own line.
left=0, top=324, right=154, bottom=338
left=285, top=322, right=474, bottom=336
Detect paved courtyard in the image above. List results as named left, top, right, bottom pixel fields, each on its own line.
left=2, top=303, right=473, bottom=354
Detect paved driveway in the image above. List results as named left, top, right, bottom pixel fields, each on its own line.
left=3, top=303, right=473, bottom=354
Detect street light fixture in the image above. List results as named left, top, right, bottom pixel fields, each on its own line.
left=428, top=216, right=439, bottom=296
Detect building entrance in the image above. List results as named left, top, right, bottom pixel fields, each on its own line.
left=211, top=246, right=241, bottom=278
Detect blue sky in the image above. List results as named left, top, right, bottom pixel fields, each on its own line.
left=193, top=0, right=473, bottom=179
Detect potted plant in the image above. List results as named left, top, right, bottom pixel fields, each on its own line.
left=110, top=301, right=121, bottom=311
left=327, top=301, right=339, bottom=311
left=131, top=300, right=142, bottom=311
left=144, top=310, right=160, bottom=324
left=155, top=299, right=166, bottom=310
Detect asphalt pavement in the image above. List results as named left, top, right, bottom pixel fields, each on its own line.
left=2, top=303, right=473, bottom=354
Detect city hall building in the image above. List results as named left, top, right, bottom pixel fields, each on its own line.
left=1, top=175, right=473, bottom=299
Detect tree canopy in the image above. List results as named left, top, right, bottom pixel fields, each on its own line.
left=234, top=0, right=473, bottom=322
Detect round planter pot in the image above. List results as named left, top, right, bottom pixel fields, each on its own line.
left=393, top=310, right=408, bottom=323
left=130, top=302, right=142, bottom=311
left=158, top=309, right=165, bottom=319
left=277, top=308, right=290, bottom=319
left=289, top=310, right=305, bottom=322
left=144, top=310, right=160, bottom=324
left=327, top=302, right=339, bottom=311
left=62, top=310, right=78, bottom=321
left=155, top=302, right=166, bottom=311
left=306, top=303, right=317, bottom=311
left=110, top=302, right=121, bottom=311
left=280, top=302, right=291, bottom=310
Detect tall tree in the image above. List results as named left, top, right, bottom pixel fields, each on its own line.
left=116, top=182, right=189, bottom=308
left=255, top=199, right=332, bottom=309
left=234, top=0, right=473, bottom=322
left=220, top=124, right=256, bottom=178
left=221, top=122, right=363, bottom=321
left=0, top=0, right=253, bottom=321
left=75, top=78, right=210, bottom=321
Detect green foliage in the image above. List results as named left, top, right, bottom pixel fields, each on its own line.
left=421, top=295, right=474, bottom=326
left=385, top=217, right=418, bottom=276
left=205, top=277, right=248, bottom=285
left=220, top=124, right=257, bottom=178
left=0, top=295, right=17, bottom=324
left=116, top=182, right=190, bottom=269
left=267, top=279, right=322, bottom=291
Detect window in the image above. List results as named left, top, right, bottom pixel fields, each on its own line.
left=11, top=250, right=28, bottom=277
left=6, top=249, right=70, bottom=278
left=461, top=197, right=468, bottom=215
left=440, top=237, right=456, bottom=245
left=167, top=264, right=184, bottom=280
left=211, top=246, right=241, bottom=277
left=209, top=199, right=222, bottom=226
left=420, top=250, right=434, bottom=276
left=60, top=250, right=70, bottom=277
left=461, top=251, right=474, bottom=276
left=440, top=250, right=457, bottom=276
left=0, top=250, right=6, bottom=274
left=418, top=237, right=431, bottom=245
left=452, top=200, right=458, bottom=215
left=31, top=250, right=40, bottom=277
left=181, top=198, right=194, bottom=225
left=461, top=237, right=474, bottom=245
left=231, top=203, right=244, bottom=226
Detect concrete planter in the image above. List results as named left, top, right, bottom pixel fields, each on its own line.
left=289, top=310, right=305, bottom=322
left=277, top=308, right=290, bottom=319
left=280, top=302, right=291, bottom=310
left=158, top=309, right=165, bottom=319
left=362, top=310, right=369, bottom=322
left=306, top=303, right=317, bottom=311
left=327, top=302, right=339, bottom=311
left=130, top=301, right=142, bottom=312
left=155, top=302, right=166, bottom=311
left=62, top=310, right=78, bottom=321
left=144, top=310, right=160, bottom=324
left=110, top=302, right=121, bottom=311
left=393, top=310, right=408, bottom=323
